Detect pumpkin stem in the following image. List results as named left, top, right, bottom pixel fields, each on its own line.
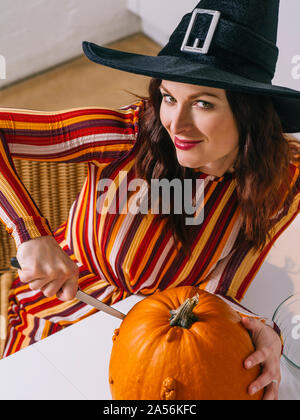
left=169, top=294, right=199, bottom=329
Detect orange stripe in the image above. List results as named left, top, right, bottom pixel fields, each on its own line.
left=0, top=114, right=134, bottom=132
left=201, top=210, right=240, bottom=281
left=41, top=320, right=51, bottom=339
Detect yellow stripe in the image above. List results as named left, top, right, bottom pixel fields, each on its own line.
left=200, top=209, right=240, bottom=281
left=77, top=177, right=93, bottom=272
left=25, top=296, right=77, bottom=316
left=93, top=170, right=117, bottom=283
left=80, top=277, right=110, bottom=294
left=18, top=310, right=35, bottom=338
left=41, top=320, right=52, bottom=339
left=123, top=214, right=162, bottom=289
left=71, top=187, right=87, bottom=266
left=14, top=143, right=134, bottom=164
left=0, top=104, right=141, bottom=117
left=154, top=181, right=222, bottom=283
left=8, top=284, right=29, bottom=296
left=10, top=332, right=31, bottom=354
left=0, top=142, right=42, bottom=217
left=153, top=247, right=178, bottom=289
left=0, top=114, right=134, bottom=132
left=173, top=181, right=237, bottom=287
left=0, top=143, right=49, bottom=225
left=227, top=192, right=300, bottom=298
left=101, top=162, right=134, bottom=257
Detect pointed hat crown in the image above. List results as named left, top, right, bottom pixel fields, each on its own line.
left=158, top=0, right=280, bottom=82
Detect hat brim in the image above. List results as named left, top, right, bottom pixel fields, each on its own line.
left=82, top=41, right=300, bottom=133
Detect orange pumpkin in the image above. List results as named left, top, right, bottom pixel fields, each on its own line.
left=109, top=286, right=263, bottom=400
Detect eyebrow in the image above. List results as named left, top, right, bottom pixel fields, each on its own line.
left=160, top=84, right=221, bottom=100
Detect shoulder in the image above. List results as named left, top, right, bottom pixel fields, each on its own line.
left=289, top=162, right=300, bottom=189
left=286, top=162, right=300, bottom=217
left=118, top=100, right=146, bottom=129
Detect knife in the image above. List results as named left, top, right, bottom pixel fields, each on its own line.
left=10, top=257, right=126, bottom=321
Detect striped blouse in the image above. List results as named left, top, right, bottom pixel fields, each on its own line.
left=0, top=100, right=299, bottom=355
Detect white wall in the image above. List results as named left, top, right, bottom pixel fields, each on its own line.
left=127, top=0, right=198, bottom=46
left=0, top=0, right=141, bottom=88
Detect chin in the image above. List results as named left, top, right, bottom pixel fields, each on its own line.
left=177, top=156, right=203, bottom=169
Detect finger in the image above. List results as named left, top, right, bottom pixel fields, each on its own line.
left=28, top=278, right=50, bottom=291
left=19, top=271, right=43, bottom=285
left=56, top=277, right=78, bottom=301
left=241, top=316, right=265, bottom=334
left=40, top=277, right=68, bottom=298
left=245, top=346, right=272, bottom=368
left=248, top=367, right=280, bottom=396
left=262, top=382, right=279, bottom=401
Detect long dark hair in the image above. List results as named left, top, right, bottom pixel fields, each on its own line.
left=135, top=78, right=300, bottom=256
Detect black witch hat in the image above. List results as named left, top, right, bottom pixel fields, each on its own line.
left=83, top=0, right=300, bottom=133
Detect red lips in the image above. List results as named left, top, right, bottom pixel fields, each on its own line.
left=174, top=136, right=203, bottom=151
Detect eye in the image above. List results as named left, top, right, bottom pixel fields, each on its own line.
left=161, top=93, right=176, bottom=104
left=194, top=100, right=213, bottom=110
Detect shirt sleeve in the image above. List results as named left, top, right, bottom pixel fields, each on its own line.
left=0, top=102, right=144, bottom=248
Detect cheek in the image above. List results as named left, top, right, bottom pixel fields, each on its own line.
left=223, top=118, right=239, bottom=147
left=205, top=114, right=239, bottom=148
left=160, top=105, right=172, bottom=133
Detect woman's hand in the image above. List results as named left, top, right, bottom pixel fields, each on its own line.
left=241, top=317, right=282, bottom=400
left=16, top=235, right=79, bottom=301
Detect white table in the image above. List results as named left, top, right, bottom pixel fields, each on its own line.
left=0, top=215, right=299, bottom=400
left=0, top=295, right=144, bottom=400
left=0, top=293, right=299, bottom=400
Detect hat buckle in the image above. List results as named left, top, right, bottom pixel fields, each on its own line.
left=181, top=8, right=221, bottom=55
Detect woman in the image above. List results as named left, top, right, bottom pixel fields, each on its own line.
left=1, top=0, right=300, bottom=400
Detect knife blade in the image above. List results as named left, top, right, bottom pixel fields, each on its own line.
left=10, top=257, right=126, bottom=320
left=75, top=289, right=125, bottom=320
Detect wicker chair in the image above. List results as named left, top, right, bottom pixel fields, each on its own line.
left=0, top=159, right=87, bottom=357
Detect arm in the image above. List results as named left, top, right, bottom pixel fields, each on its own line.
left=0, top=104, right=141, bottom=164
left=0, top=102, right=144, bottom=300
left=0, top=130, right=52, bottom=247
left=0, top=102, right=143, bottom=247
left=0, top=135, right=79, bottom=300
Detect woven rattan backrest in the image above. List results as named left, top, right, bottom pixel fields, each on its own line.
left=0, top=159, right=87, bottom=271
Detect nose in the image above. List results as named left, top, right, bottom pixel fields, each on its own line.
left=170, top=104, right=193, bottom=135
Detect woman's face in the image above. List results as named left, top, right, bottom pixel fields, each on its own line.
left=159, top=80, right=239, bottom=177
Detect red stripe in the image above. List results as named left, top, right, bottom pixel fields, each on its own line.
left=0, top=153, right=47, bottom=220
left=0, top=107, right=135, bottom=123
left=235, top=203, right=300, bottom=300
left=74, top=177, right=91, bottom=269
left=134, top=223, right=172, bottom=288
left=5, top=128, right=134, bottom=146
left=17, top=310, right=29, bottom=335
